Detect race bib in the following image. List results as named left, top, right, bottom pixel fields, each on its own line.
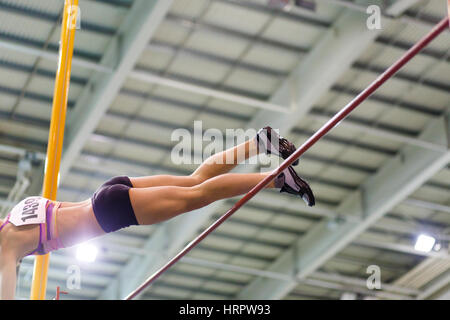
left=9, top=197, right=47, bottom=227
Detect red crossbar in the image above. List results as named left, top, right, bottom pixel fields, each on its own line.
left=125, top=16, right=449, bottom=300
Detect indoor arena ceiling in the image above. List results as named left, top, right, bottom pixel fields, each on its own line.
left=0, top=0, right=449, bottom=300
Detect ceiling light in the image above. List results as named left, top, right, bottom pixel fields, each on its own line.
left=76, top=243, right=98, bottom=263
left=414, top=234, right=436, bottom=253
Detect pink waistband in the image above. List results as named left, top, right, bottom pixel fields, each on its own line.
left=30, top=200, right=64, bottom=256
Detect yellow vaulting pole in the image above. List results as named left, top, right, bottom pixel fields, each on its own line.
left=30, top=0, right=78, bottom=300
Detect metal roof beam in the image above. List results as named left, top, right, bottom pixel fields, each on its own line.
left=58, top=0, right=173, bottom=183
left=385, top=0, right=422, bottom=17
left=165, top=13, right=310, bottom=54
left=0, top=2, right=116, bottom=36
left=128, top=69, right=288, bottom=113
left=147, top=41, right=287, bottom=78
left=245, top=4, right=385, bottom=131
left=1, top=38, right=448, bottom=118
left=216, top=0, right=332, bottom=28
left=418, top=270, right=450, bottom=299
left=355, top=238, right=450, bottom=261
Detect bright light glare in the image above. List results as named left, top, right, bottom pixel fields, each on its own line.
left=414, top=234, right=436, bottom=253
left=76, top=243, right=98, bottom=263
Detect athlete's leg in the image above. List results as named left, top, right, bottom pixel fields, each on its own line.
left=129, top=172, right=274, bottom=225
left=190, top=137, right=259, bottom=180
left=130, top=138, right=259, bottom=188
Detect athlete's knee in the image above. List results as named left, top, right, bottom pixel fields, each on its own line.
left=181, top=185, right=212, bottom=211
left=189, top=172, right=208, bottom=185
